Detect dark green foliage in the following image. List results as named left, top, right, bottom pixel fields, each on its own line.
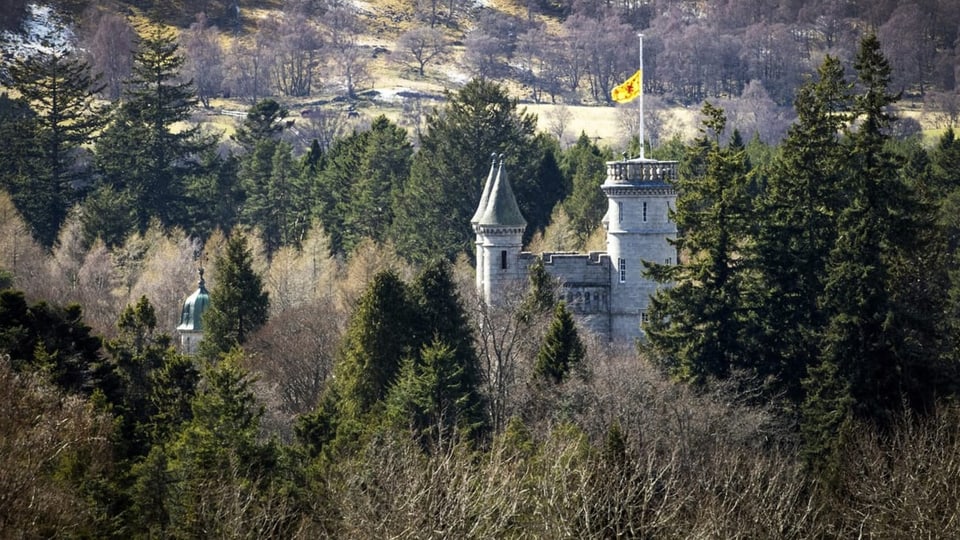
left=80, top=185, right=138, bottom=247
left=5, top=50, right=106, bottom=246
left=94, top=24, right=214, bottom=232
left=184, top=150, right=242, bottom=238
left=818, top=34, right=935, bottom=427
left=520, top=257, right=559, bottom=320
left=800, top=356, right=852, bottom=478
left=392, top=79, right=554, bottom=263
left=333, top=270, right=417, bottom=419
left=406, top=259, right=488, bottom=444
left=200, top=232, right=269, bottom=357
left=0, top=289, right=109, bottom=396
left=314, top=116, right=412, bottom=255
left=643, top=103, right=754, bottom=383
left=387, top=339, right=487, bottom=448
left=561, top=133, right=610, bottom=244
left=240, top=140, right=310, bottom=253
left=232, top=98, right=288, bottom=151
left=342, top=116, right=413, bottom=252
left=534, top=302, right=586, bottom=384
left=104, top=296, right=197, bottom=461
left=748, top=55, right=851, bottom=402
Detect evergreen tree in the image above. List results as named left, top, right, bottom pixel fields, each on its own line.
left=643, top=103, right=755, bottom=383
left=241, top=141, right=309, bottom=253
left=391, top=78, right=559, bottom=263
left=162, top=350, right=278, bottom=538
left=533, top=301, right=586, bottom=384
left=748, top=55, right=851, bottom=402
left=6, top=50, right=106, bottom=246
left=104, top=296, right=197, bottom=461
left=95, top=24, right=213, bottom=231
left=333, top=270, right=417, bottom=419
left=184, top=149, right=242, bottom=239
left=200, top=232, right=270, bottom=357
left=561, top=133, right=610, bottom=245
left=387, top=339, right=487, bottom=449
left=342, top=116, right=412, bottom=252
left=313, top=128, right=371, bottom=254
left=818, top=34, right=934, bottom=426
left=407, top=259, right=487, bottom=442
left=0, top=289, right=110, bottom=396
left=232, top=98, right=287, bottom=151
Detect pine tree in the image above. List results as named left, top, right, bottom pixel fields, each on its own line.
left=561, top=133, right=610, bottom=246
left=643, top=103, right=755, bottom=383
left=342, top=116, right=412, bottom=252
left=407, top=259, right=487, bottom=442
left=313, top=129, right=371, bottom=254
left=819, top=33, right=933, bottom=426
left=95, top=24, right=213, bottom=231
left=391, top=78, right=555, bottom=263
left=748, top=55, right=851, bottom=402
left=200, top=232, right=270, bottom=357
left=533, top=301, right=586, bottom=384
left=333, top=270, right=417, bottom=419
left=6, top=50, right=106, bottom=246
left=232, top=99, right=288, bottom=151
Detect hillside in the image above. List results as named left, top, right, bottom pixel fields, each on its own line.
left=5, top=0, right=954, bottom=149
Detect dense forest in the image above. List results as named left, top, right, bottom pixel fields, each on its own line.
left=3, top=0, right=960, bottom=537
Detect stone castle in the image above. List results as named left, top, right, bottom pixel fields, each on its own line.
left=178, top=154, right=678, bottom=350
left=473, top=154, right=678, bottom=341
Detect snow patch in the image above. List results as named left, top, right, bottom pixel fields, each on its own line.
left=1, top=3, right=74, bottom=58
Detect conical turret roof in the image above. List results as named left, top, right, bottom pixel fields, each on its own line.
left=478, top=156, right=526, bottom=228
left=471, top=153, right=498, bottom=225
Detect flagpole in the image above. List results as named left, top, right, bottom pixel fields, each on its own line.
left=638, top=33, right=644, bottom=160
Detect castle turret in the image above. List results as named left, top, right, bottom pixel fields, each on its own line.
left=602, top=157, right=677, bottom=340
left=176, top=267, right=210, bottom=354
left=474, top=155, right=527, bottom=306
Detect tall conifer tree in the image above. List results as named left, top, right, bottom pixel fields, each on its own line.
left=7, top=50, right=105, bottom=245
left=200, top=232, right=270, bottom=357
left=748, top=56, right=851, bottom=402
left=643, top=103, right=755, bottom=383
left=95, top=24, right=213, bottom=231
left=816, top=33, right=935, bottom=427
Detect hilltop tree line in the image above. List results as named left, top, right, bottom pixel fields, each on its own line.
left=4, top=14, right=960, bottom=537
left=4, top=0, right=959, bottom=116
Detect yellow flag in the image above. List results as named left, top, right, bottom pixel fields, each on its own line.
left=611, top=69, right=642, bottom=104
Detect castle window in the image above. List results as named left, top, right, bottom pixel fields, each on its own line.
left=665, top=257, right=672, bottom=265
left=617, top=201, right=623, bottom=223
left=641, top=311, right=649, bottom=323
left=642, top=201, right=648, bottom=222
left=500, top=250, right=507, bottom=270
left=618, top=258, right=626, bottom=283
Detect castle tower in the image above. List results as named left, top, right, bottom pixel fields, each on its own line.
left=602, top=157, right=677, bottom=340
left=176, top=267, right=210, bottom=354
left=473, top=155, right=527, bottom=306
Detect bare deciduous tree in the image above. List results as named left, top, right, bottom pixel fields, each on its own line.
left=224, top=30, right=273, bottom=103
left=181, top=12, right=224, bottom=108
left=394, top=26, right=447, bottom=77
left=80, top=10, right=135, bottom=100
left=259, top=12, right=320, bottom=98
left=322, top=5, right=369, bottom=97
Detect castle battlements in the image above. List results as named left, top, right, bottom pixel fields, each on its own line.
left=475, top=155, right=678, bottom=341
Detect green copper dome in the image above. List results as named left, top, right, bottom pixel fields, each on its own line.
left=177, top=268, right=210, bottom=332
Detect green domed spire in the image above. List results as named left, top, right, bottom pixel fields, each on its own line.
left=177, top=267, right=210, bottom=332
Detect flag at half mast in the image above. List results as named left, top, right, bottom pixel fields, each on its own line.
left=611, top=69, right=642, bottom=104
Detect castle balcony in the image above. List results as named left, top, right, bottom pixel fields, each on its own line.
left=605, top=159, right=678, bottom=185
